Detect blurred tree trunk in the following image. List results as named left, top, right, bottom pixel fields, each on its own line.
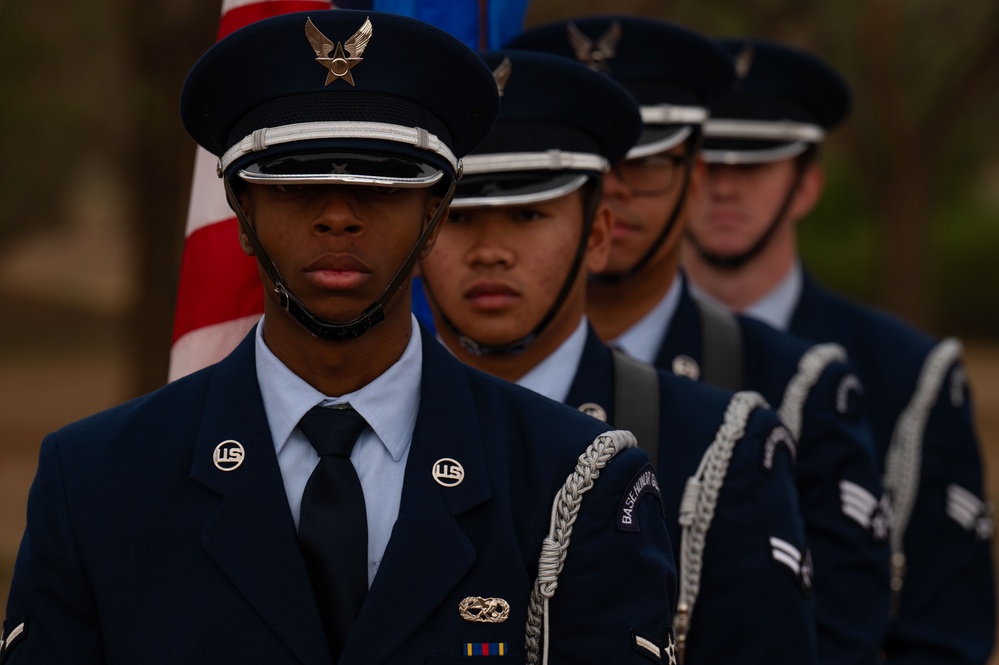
left=115, top=1, right=219, bottom=395
left=850, top=0, right=999, bottom=327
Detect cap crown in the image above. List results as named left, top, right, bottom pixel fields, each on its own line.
left=181, top=10, right=501, bottom=174
left=507, top=16, right=733, bottom=108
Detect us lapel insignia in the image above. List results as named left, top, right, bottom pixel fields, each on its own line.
left=565, top=20, right=621, bottom=72
left=671, top=355, right=700, bottom=381
left=492, top=56, right=513, bottom=97
left=459, top=596, right=510, bottom=623
left=432, top=458, right=465, bottom=487
left=577, top=402, right=607, bottom=422
left=305, top=16, right=373, bottom=86
left=213, top=440, right=245, bottom=472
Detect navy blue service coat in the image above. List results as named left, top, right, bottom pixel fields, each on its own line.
left=2, top=329, right=675, bottom=665
left=566, top=327, right=816, bottom=665
left=654, top=279, right=891, bottom=665
left=789, top=272, right=996, bottom=665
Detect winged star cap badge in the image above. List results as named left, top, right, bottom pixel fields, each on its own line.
left=734, top=45, right=755, bottom=80
left=491, top=57, right=513, bottom=97
left=566, top=21, right=622, bottom=72
left=305, top=16, right=373, bottom=86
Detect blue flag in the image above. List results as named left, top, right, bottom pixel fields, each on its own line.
left=334, top=1, right=531, bottom=331
left=335, top=0, right=529, bottom=50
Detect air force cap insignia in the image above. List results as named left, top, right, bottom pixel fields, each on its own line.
left=305, top=16, right=373, bottom=86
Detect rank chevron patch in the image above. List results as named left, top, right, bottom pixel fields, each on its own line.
left=769, top=536, right=813, bottom=594
left=840, top=479, right=891, bottom=542
left=946, top=484, right=994, bottom=540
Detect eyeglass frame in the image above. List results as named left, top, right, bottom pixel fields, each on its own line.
left=610, top=151, right=690, bottom=197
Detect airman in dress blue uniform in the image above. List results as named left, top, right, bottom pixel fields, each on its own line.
left=0, top=11, right=678, bottom=664
left=684, top=38, right=996, bottom=664
left=509, top=17, right=892, bottom=665
left=417, top=47, right=815, bottom=665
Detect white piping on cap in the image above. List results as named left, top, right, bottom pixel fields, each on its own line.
left=219, top=120, right=459, bottom=175
left=461, top=150, right=608, bottom=175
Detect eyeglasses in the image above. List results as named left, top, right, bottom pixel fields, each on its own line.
left=611, top=153, right=688, bottom=196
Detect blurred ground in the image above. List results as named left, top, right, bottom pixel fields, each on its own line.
left=1, top=307, right=998, bottom=659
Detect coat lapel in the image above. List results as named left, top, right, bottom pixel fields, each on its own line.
left=655, top=276, right=704, bottom=370
left=565, top=327, right=616, bottom=423
left=190, top=331, right=331, bottom=665
left=788, top=271, right=834, bottom=342
left=341, top=333, right=491, bottom=664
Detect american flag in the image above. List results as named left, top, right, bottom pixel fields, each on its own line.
left=168, top=0, right=335, bottom=382
left=168, top=0, right=528, bottom=381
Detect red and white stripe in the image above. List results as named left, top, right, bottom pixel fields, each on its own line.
left=169, top=0, right=333, bottom=382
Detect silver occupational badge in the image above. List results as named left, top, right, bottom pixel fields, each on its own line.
left=305, top=16, right=373, bottom=86
left=213, top=440, right=245, bottom=472
left=577, top=402, right=608, bottom=422
left=458, top=596, right=510, bottom=623
left=432, top=458, right=465, bottom=487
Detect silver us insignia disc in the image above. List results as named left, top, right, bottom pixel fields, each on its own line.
left=577, top=402, right=608, bottom=422
left=672, top=355, right=701, bottom=381
left=432, top=458, right=465, bottom=487
left=213, top=440, right=245, bottom=471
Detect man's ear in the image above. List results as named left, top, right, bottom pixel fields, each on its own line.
left=683, top=155, right=707, bottom=218
left=585, top=202, right=613, bottom=274
left=238, top=227, right=256, bottom=257
left=789, top=161, right=824, bottom=224
left=419, top=196, right=447, bottom=259
left=235, top=188, right=256, bottom=257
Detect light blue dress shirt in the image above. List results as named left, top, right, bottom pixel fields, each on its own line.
left=255, top=315, right=423, bottom=587
left=610, top=276, right=683, bottom=364
left=688, top=262, right=802, bottom=332
left=515, top=318, right=589, bottom=402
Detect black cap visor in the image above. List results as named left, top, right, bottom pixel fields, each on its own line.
left=238, top=149, right=445, bottom=187
left=451, top=171, right=591, bottom=208
left=701, top=136, right=812, bottom=164
left=628, top=125, right=695, bottom=159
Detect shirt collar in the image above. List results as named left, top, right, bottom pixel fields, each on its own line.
left=255, top=315, right=423, bottom=462
left=515, top=317, right=589, bottom=403
left=688, top=262, right=802, bottom=332
left=610, top=276, right=683, bottom=364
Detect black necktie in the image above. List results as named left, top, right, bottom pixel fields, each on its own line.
left=298, top=405, right=369, bottom=660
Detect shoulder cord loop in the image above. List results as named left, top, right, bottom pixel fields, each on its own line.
left=525, top=430, right=637, bottom=665
left=675, top=391, right=769, bottom=662
left=884, top=338, right=962, bottom=612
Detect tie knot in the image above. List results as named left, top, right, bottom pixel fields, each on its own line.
left=299, top=405, right=368, bottom=457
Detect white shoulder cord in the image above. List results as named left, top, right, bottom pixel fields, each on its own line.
left=778, top=343, right=848, bottom=440
left=884, top=337, right=963, bottom=607
left=675, top=391, right=769, bottom=662
left=525, top=430, right=637, bottom=665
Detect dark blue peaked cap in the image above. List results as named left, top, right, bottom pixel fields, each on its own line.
left=181, top=10, right=500, bottom=183
left=703, top=38, right=852, bottom=164
left=474, top=50, right=640, bottom=163
left=453, top=49, right=641, bottom=207
left=507, top=16, right=732, bottom=158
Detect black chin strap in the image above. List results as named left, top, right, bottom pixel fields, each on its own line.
left=224, top=174, right=456, bottom=342
left=423, top=181, right=603, bottom=356
left=592, top=130, right=702, bottom=285
left=688, top=158, right=808, bottom=271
